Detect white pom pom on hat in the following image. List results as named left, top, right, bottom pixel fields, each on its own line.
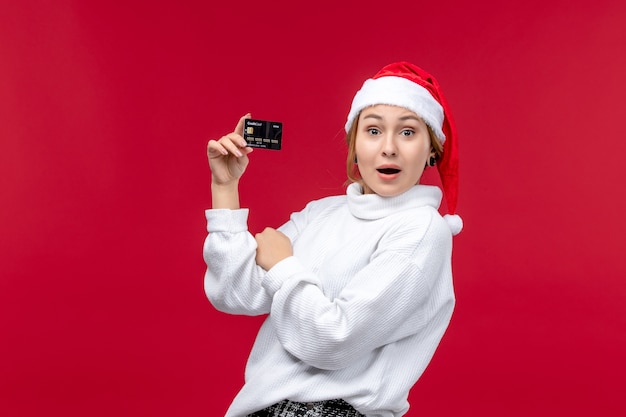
left=443, top=214, right=463, bottom=236
left=345, top=62, right=463, bottom=235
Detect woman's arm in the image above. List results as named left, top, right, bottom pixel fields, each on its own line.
left=204, top=197, right=333, bottom=315
left=207, top=113, right=254, bottom=209
left=203, top=209, right=272, bottom=315
left=204, top=114, right=272, bottom=315
left=263, top=211, right=455, bottom=370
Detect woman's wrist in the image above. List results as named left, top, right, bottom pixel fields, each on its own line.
left=211, top=181, right=241, bottom=209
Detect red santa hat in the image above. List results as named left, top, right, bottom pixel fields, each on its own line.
left=345, top=61, right=462, bottom=235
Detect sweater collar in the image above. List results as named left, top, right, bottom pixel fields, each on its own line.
left=346, top=182, right=442, bottom=220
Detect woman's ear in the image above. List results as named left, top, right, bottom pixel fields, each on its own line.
left=425, top=148, right=436, bottom=168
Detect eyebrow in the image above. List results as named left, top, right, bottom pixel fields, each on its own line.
left=362, top=113, right=422, bottom=122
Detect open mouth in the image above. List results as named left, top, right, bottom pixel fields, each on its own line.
left=377, top=168, right=401, bottom=175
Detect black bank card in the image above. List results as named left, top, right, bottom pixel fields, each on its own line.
left=243, top=119, right=282, bottom=150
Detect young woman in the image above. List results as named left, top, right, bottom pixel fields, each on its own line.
left=204, top=62, right=462, bottom=417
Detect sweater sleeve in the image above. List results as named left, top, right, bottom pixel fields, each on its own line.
left=203, top=208, right=271, bottom=315
left=263, top=210, right=455, bottom=370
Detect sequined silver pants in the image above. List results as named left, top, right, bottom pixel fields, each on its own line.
left=246, top=399, right=364, bottom=417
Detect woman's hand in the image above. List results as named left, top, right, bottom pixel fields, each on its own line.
left=207, top=113, right=254, bottom=187
left=255, top=227, right=293, bottom=271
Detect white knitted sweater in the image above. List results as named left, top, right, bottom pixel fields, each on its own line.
left=203, top=183, right=455, bottom=417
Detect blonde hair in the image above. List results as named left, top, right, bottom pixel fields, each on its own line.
left=345, top=111, right=444, bottom=185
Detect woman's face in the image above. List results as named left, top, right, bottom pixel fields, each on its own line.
left=354, top=104, right=433, bottom=197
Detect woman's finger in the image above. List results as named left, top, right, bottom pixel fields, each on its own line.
left=234, top=113, right=251, bottom=136
left=207, top=139, right=228, bottom=157
left=219, top=134, right=245, bottom=157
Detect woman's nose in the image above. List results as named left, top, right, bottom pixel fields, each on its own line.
left=381, top=136, right=397, bottom=157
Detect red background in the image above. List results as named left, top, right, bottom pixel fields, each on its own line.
left=2, top=1, right=625, bottom=416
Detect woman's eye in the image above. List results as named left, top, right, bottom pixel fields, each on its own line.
left=367, top=128, right=380, bottom=135
left=400, top=129, right=414, bottom=137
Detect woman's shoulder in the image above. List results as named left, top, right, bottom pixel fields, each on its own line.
left=376, top=209, right=452, bottom=261
left=284, top=193, right=348, bottom=228
left=384, top=205, right=452, bottom=245
left=302, top=193, right=347, bottom=212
